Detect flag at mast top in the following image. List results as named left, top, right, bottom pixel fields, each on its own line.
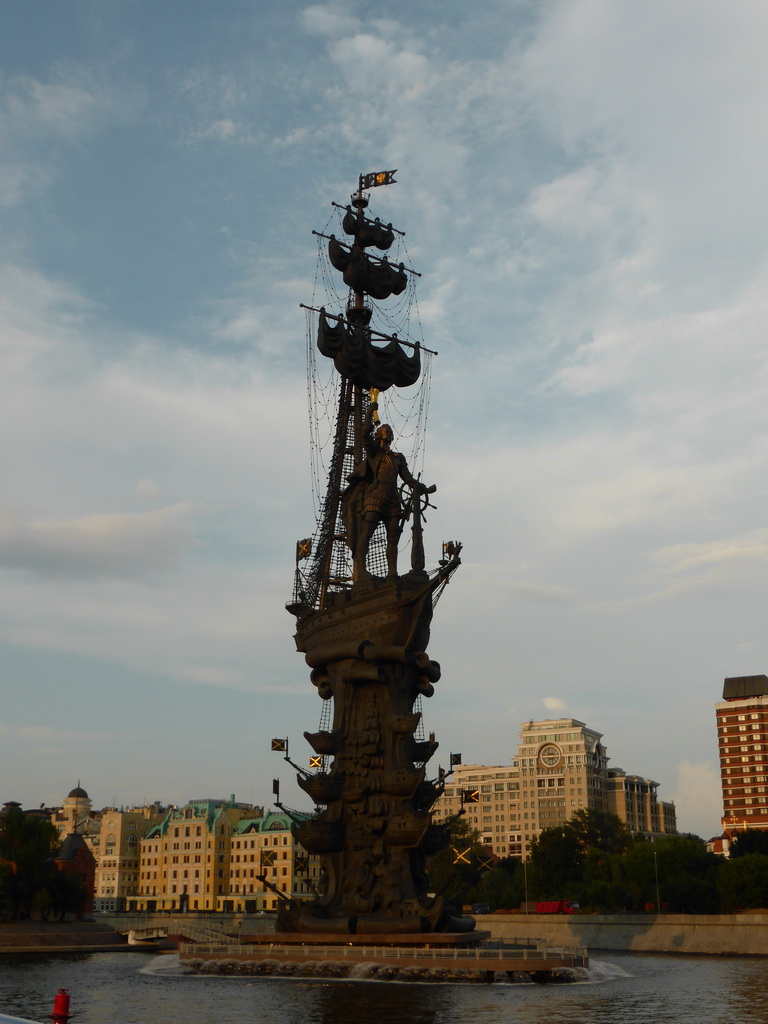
left=359, top=169, right=397, bottom=192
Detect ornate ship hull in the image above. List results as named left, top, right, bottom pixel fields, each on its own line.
left=282, top=575, right=448, bottom=933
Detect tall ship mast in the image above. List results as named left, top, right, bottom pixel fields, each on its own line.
left=281, top=172, right=469, bottom=936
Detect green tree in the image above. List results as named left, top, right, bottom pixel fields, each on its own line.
left=0, top=861, right=14, bottom=921
left=528, top=809, right=630, bottom=901
left=729, top=830, right=768, bottom=858
left=0, top=807, right=60, bottom=919
left=426, top=817, right=486, bottom=905
left=580, top=848, right=628, bottom=911
left=718, top=853, right=768, bottom=912
left=528, top=824, right=583, bottom=898
left=623, top=835, right=719, bottom=914
left=569, top=809, right=631, bottom=856
left=468, top=857, right=525, bottom=911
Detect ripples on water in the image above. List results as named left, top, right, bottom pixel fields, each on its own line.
left=2, top=950, right=768, bottom=1024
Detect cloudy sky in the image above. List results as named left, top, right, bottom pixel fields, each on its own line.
left=2, top=0, right=766, bottom=839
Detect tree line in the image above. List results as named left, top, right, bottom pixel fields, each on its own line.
left=428, top=809, right=768, bottom=915
left=5, top=801, right=768, bottom=918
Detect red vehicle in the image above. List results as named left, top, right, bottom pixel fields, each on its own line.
left=535, top=900, right=577, bottom=914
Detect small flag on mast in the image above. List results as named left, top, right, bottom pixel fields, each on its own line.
left=296, top=538, right=312, bottom=561
left=271, top=738, right=287, bottom=752
left=359, top=169, right=397, bottom=191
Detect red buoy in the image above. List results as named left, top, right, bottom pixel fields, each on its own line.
left=49, top=988, right=71, bottom=1023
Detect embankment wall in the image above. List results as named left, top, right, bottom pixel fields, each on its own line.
left=0, top=920, right=129, bottom=953
left=482, top=913, right=768, bottom=956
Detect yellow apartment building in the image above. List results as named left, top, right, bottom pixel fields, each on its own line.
left=227, top=811, right=321, bottom=912
left=129, top=798, right=261, bottom=912
left=90, top=804, right=166, bottom=911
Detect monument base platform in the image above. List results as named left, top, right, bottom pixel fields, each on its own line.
left=180, top=935, right=589, bottom=982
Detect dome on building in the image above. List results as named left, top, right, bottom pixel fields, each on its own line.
left=67, top=785, right=89, bottom=800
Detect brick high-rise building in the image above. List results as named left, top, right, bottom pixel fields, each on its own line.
left=716, top=674, right=768, bottom=835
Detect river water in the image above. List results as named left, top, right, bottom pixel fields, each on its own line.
left=1, top=950, right=768, bottom=1024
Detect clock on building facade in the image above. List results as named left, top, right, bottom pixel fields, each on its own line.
left=539, top=744, right=561, bottom=767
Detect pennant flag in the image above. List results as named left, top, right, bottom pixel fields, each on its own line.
left=359, top=169, right=397, bottom=190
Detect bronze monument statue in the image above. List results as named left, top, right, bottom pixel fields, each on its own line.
left=343, top=402, right=436, bottom=581
left=282, top=171, right=470, bottom=937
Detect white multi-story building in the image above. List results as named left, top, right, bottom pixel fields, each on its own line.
left=432, top=717, right=676, bottom=860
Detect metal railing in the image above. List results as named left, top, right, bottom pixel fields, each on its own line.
left=179, top=941, right=587, bottom=966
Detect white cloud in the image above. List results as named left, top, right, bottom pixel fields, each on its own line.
left=300, top=3, right=361, bottom=38
left=543, top=697, right=566, bottom=711
left=134, top=479, right=161, bottom=501
left=191, top=118, right=241, bottom=142
left=673, top=760, right=722, bottom=838
left=0, top=562, right=293, bottom=692
left=0, top=504, right=208, bottom=580
left=16, top=724, right=96, bottom=742
left=327, top=33, right=432, bottom=102
left=0, top=262, right=98, bottom=371
left=0, top=68, right=122, bottom=205
left=527, top=165, right=622, bottom=240
left=519, top=0, right=768, bottom=303
left=464, top=564, right=579, bottom=605
left=647, top=530, right=768, bottom=597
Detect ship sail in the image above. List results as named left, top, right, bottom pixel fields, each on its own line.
left=328, top=238, right=407, bottom=300
left=316, top=309, right=420, bottom=390
left=291, top=176, right=438, bottom=609
left=341, top=206, right=395, bottom=248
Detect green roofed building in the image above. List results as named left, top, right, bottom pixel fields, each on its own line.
left=129, top=796, right=262, bottom=912
left=228, top=811, right=320, bottom=913
left=128, top=799, right=319, bottom=913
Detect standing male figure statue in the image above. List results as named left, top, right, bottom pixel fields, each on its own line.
left=343, top=402, right=436, bottom=581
